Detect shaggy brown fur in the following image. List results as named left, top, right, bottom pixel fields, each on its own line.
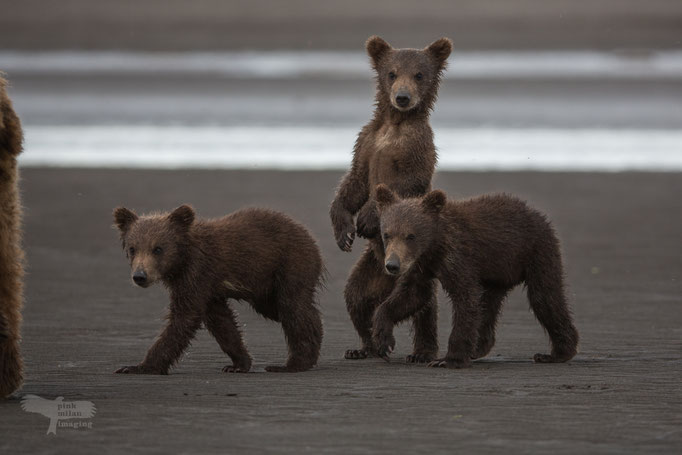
left=330, top=36, right=452, bottom=362
left=0, top=76, right=25, bottom=397
left=113, top=205, right=324, bottom=374
left=373, top=185, right=579, bottom=368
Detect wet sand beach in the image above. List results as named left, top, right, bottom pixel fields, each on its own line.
left=1, top=168, right=679, bottom=453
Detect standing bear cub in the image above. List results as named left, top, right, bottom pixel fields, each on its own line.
left=372, top=185, right=579, bottom=368
left=114, top=205, right=324, bottom=373
left=330, top=36, right=452, bottom=362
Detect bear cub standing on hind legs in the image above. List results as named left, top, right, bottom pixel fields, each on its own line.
left=0, top=76, right=25, bottom=398
left=330, top=36, right=452, bottom=363
left=113, top=205, right=324, bottom=373
left=372, top=185, right=579, bottom=368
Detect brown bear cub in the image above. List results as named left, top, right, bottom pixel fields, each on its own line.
left=113, top=205, right=324, bottom=373
left=330, top=36, right=452, bottom=362
left=0, top=76, right=25, bottom=398
left=372, top=185, right=579, bottom=368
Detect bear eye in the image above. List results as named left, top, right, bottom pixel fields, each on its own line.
left=406, top=234, right=416, bottom=240
left=152, top=246, right=163, bottom=256
left=415, top=72, right=423, bottom=81
left=383, top=233, right=390, bottom=240
left=128, top=247, right=135, bottom=257
left=388, top=72, right=396, bottom=81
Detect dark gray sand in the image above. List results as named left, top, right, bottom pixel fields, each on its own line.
left=1, top=169, right=680, bottom=453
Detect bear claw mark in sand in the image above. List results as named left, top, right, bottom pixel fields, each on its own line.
left=374, top=184, right=579, bottom=368
left=330, top=36, right=452, bottom=361
left=113, top=205, right=324, bottom=375
left=0, top=75, right=25, bottom=398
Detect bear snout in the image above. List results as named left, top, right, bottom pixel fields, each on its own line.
left=132, top=270, right=148, bottom=287
left=395, top=91, right=411, bottom=108
left=385, top=254, right=401, bottom=275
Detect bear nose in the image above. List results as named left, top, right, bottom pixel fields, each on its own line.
left=395, top=92, right=411, bottom=107
left=132, top=270, right=147, bottom=286
left=385, top=258, right=400, bottom=275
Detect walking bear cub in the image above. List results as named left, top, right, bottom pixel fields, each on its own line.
left=372, top=185, right=579, bottom=368
left=113, top=205, right=324, bottom=373
left=330, top=36, right=452, bottom=362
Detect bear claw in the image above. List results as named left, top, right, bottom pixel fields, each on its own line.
left=222, top=365, right=248, bottom=373
left=265, top=365, right=309, bottom=373
left=533, top=353, right=573, bottom=363
left=115, top=365, right=165, bottom=375
left=427, top=358, right=471, bottom=369
left=335, top=227, right=356, bottom=252
left=344, top=349, right=370, bottom=359
left=406, top=353, right=434, bottom=363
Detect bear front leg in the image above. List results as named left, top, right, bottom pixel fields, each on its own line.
left=115, top=309, right=202, bottom=375
left=204, top=299, right=252, bottom=373
left=372, top=272, right=432, bottom=361
left=356, top=199, right=380, bottom=239
left=407, top=281, right=439, bottom=363
left=330, top=161, right=369, bottom=252
left=330, top=203, right=356, bottom=252
left=428, top=279, right=482, bottom=369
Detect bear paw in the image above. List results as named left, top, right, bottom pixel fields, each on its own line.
left=356, top=206, right=380, bottom=239
left=406, top=352, right=435, bottom=364
left=115, top=364, right=166, bottom=375
left=222, top=364, right=249, bottom=373
left=533, top=352, right=574, bottom=363
left=344, top=348, right=370, bottom=359
left=265, top=364, right=311, bottom=373
left=427, top=358, right=472, bottom=369
left=374, top=335, right=395, bottom=362
left=336, top=226, right=355, bottom=252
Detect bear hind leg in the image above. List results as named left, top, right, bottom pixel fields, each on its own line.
left=344, top=248, right=393, bottom=359
left=266, top=288, right=323, bottom=373
left=526, top=252, right=579, bottom=363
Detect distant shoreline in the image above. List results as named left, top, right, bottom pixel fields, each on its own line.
left=3, top=50, right=682, bottom=80
left=19, top=125, right=682, bottom=172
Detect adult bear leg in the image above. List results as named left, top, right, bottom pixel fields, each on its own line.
left=0, top=328, right=22, bottom=397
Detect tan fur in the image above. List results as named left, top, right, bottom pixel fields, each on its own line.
left=0, top=75, right=25, bottom=397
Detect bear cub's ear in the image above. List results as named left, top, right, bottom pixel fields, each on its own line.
left=425, top=37, right=453, bottom=69
left=366, top=36, right=392, bottom=68
left=113, top=207, right=138, bottom=232
left=375, top=184, right=396, bottom=209
left=169, top=204, right=195, bottom=230
left=421, top=190, right=447, bottom=214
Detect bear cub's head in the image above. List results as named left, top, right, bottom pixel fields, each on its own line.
left=375, top=184, right=447, bottom=276
left=113, top=205, right=195, bottom=288
left=366, top=35, right=452, bottom=113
